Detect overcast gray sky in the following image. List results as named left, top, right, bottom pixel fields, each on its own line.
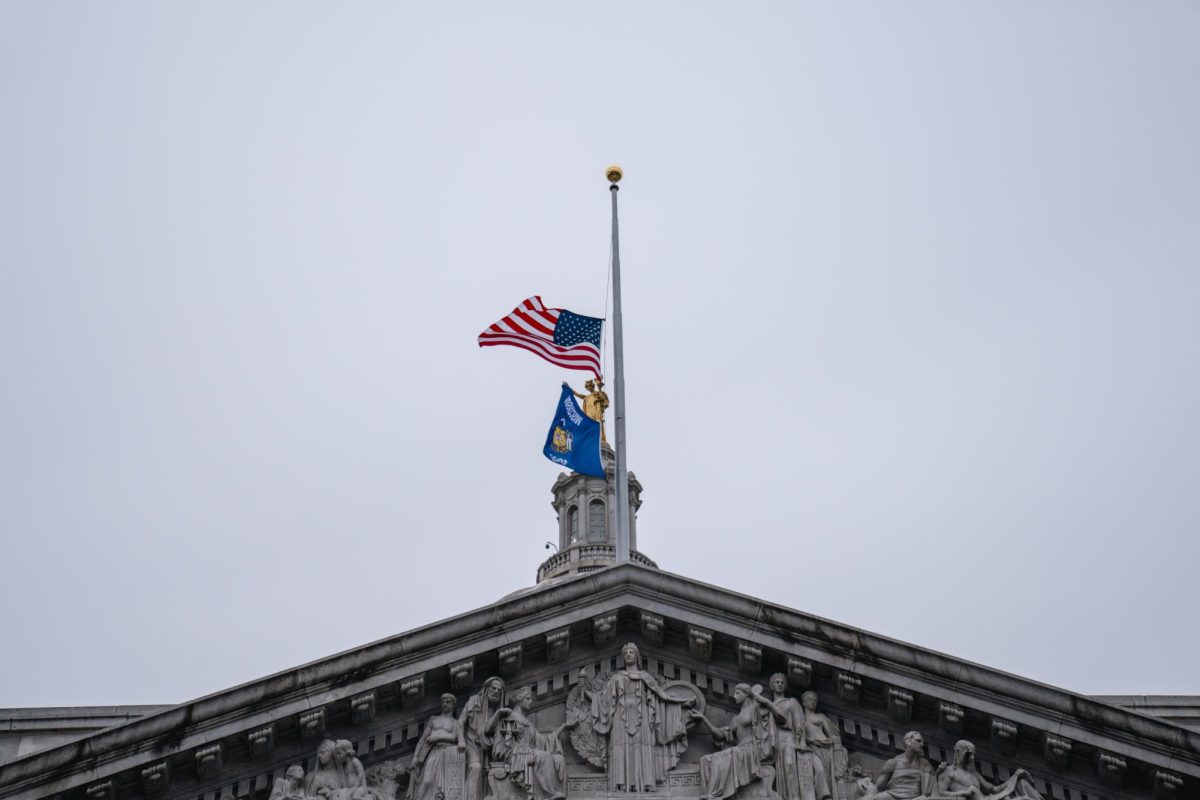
left=1, top=2, right=1198, bottom=708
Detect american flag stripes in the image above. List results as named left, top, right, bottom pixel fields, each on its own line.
left=478, top=296, right=603, bottom=376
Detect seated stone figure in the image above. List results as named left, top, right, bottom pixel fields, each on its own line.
left=270, top=765, right=307, bottom=800
left=336, top=739, right=376, bottom=800
left=934, top=740, right=1044, bottom=800
left=691, top=684, right=776, bottom=800
left=861, top=732, right=935, bottom=800
left=488, top=686, right=572, bottom=800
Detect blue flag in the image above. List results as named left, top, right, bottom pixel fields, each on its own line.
left=543, top=384, right=605, bottom=477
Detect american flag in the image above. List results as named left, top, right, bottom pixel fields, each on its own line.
left=478, top=296, right=603, bottom=376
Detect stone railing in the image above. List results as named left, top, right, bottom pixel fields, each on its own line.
left=537, top=544, right=657, bottom=583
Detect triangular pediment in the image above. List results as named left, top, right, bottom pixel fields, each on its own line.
left=1, top=566, right=1194, bottom=800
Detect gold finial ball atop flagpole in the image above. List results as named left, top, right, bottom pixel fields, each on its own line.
left=606, top=165, right=623, bottom=183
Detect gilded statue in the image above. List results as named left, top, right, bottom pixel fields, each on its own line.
left=568, top=378, right=609, bottom=445
left=934, top=740, right=1045, bottom=800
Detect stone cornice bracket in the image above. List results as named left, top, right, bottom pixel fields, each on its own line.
left=400, top=676, right=426, bottom=709
left=546, top=628, right=571, bottom=663
left=688, top=626, right=714, bottom=661
left=640, top=612, right=664, bottom=645
left=352, top=691, right=377, bottom=724
left=1154, top=770, right=1183, bottom=800
left=887, top=688, right=914, bottom=722
left=990, top=719, right=1018, bottom=756
left=593, top=614, right=618, bottom=647
left=836, top=672, right=862, bottom=704
left=449, top=659, right=475, bottom=691
left=141, top=763, right=170, bottom=798
left=737, top=642, right=763, bottom=674
left=1096, top=751, right=1126, bottom=787
left=299, top=708, right=326, bottom=741
left=787, top=658, right=812, bottom=688
left=85, top=781, right=115, bottom=800
left=938, top=702, right=964, bottom=734
left=499, top=644, right=523, bottom=677
left=195, top=743, right=224, bottom=779
left=1041, top=733, right=1072, bottom=769
left=248, top=724, right=275, bottom=759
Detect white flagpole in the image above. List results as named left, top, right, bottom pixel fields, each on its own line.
left=606, top=165, right=631, bottom=564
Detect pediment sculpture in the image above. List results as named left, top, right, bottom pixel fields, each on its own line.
left=565, top=642, right=699, bottom=793
left=267, top=644, right=1053, bottom=800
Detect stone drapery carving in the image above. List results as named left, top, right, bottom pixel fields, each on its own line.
left=409, top=695, right=468, bottom=800
left=566, top=642, right=695, bottom=792
left=488, top=686, right=571, bottom=800
left=933, top=740, right=1044, bottom=800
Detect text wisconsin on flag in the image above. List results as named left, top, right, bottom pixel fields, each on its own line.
left=478, top=296, right=603, bottom=376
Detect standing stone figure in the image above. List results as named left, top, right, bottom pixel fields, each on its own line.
left=461, top=677, right=507, bottom=800
left=409, top=694, right=468, bottom=800
left=488, top=686, right=572, bottom=800
left=798, top=692, right=846, bottom=800
left=690, top=684, right=775, bottom=800
left=578, top=642, right=693, bottom=792
left=758, top=675, right=830, bottom=800
left=860, top=732, right=934, bottom=800
left=935, top=740, right=1045, bottom=800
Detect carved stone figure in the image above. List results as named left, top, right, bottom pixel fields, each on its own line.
left=691, top=684, right=775, bottom=800
left=271, top=766, right=307, bottom=800
left=934, top=740, right=1045, bottom=800
left=569, top=379, right=609, bottom=445
left=336, top=739, right=374, bottom=800
left=798, top=691, right=847, bottom=800
left=574, top=642, right=693, bottom=792
left=409, top=694, right=467, bottom=800
left=364, top=761, right=409, bottom=800
left=759, top=675, right=830, bottom=800
left=488, top=686, right=571, bottom=800
left=461, top=677, right=507, bottom=800
left=860, top=732, right=934, bottom=800
left=307, top=740, right=350, bottom=800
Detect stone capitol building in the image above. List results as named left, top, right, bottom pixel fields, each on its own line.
left=2, top=448, right=1196, bottom=800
